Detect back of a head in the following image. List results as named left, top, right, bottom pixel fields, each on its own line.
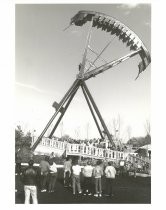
left=25, top=159, right=36, bottom=176
left=87, top=161, right=91, bottom=166
left=28, top=159, right=34, bottom=167
left=96, top=160, right=101, bottom=166
left=45, top=156, right=49, bottom=162
left=108, top=161, right=113, bottom=166
left=66, top=157, right=69, bottom=161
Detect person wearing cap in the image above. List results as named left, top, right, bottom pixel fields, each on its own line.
left=22, top=159, right=40, bottom=204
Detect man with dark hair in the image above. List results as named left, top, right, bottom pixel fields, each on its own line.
left=22, top=159, right=39, bottom=204
left=104, top=161, right=116, bottom=197
left=39, top=156, right=50, bottom=192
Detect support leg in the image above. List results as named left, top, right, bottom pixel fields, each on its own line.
left=31, top=79, right=80, bottom=151
left=49, top=83, right=80, bottom=138
left=81, top=84, right=104, bottom=139
left=82, top=82, right=114, bottom=146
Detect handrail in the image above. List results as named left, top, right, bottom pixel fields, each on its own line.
left=32, top=138, right=125, bottom=160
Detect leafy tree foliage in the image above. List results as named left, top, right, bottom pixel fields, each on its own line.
left=127, top=134, right=151, bottom=147
left=15, top=126, right=33, bottom=162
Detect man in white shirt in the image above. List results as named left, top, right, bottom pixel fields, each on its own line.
left=48, top=160, right=57, bottom=193
left=72, top=160, right=82, bottom=195
left=82, top=161, right=93, bottom=195
left=104, top=161, right=116, bottom=197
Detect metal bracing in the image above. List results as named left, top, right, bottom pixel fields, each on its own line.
left=31, top=79, right=80, bottom=151
left=31, top=78, right=115, bottom=151
left=81, top=84, right=104, bottom=139
left=82, top=82, right=114, bottom=146
left=31, top=10, right=150, bottom=153
left=48, top=84, right=80, bottom=139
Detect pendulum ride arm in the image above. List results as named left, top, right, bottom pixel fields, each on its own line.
left=78, top=19, right=93, bottom=79
left=31, top=79, right=80, bottom=152
left=82, top=82, right=115, bottom=146
left=71, top=11, right=151, bottom=80
left=81, top=49, right=141, bottom=81
left=81, top=84, right=104, bottom=139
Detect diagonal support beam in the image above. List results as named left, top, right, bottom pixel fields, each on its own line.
left=49, top=83, right=80, bottom=138
left=81, top=84, right=104, bottom=139
left=82, top=82, right=115, bottom=146
left=31, top=79, right=80, bottom=151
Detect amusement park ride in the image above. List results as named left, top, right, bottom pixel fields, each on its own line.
left=31, top=11, right=151, bottom=157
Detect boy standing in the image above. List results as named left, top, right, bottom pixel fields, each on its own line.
left=82, top=161, right=93, bottom=195
left=72, top=160, right=82, bottom=195
left=93, top=160, right=103, bottom=197
left=22, top=159, right=39, bottom=204
left=104, top=161, right=116, bottom=197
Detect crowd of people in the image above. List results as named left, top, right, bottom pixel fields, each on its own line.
left=17, top=151, right=150, bottom=204
left=52, top=136, right=125, bottom=151
left=20, top=155, right=59, bottom=204
left=19, top=154, right=118, bottom=204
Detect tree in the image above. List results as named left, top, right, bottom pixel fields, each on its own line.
left=15, top=126, right=33, bottom=162
left=15, top=125, right=24, bottom=152
left=61, top=134, right=70, bottom=141
left=127, top=136, right=151, bottom=147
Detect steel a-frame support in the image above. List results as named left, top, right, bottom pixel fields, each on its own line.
left=31, top=79, right=80, bottom=151
left=31, top=79, right=114, bottom=152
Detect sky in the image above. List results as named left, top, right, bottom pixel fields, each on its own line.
left=15, top=3, right=151, bottom=142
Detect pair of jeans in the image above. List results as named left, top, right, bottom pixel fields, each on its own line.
left=94, top=177, right=102, bottom=194
left=40, top=172, right=48, bottom=190
left=72, top=174, right=81, bottom=194
left=64, top=171, right=71, bottom=186
left=83, top=177, right=92, bottom=194
left=105, top=178, right=114, bottom=196
left=48, top=173, right=57, bottom=192
left=24, top=185, right=38, bottom=204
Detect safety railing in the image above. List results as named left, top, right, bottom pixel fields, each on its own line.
left=34, top=138, right=66, bottom=151
left=32, top=138, right=125, bottom=160
left=66, top=143, right=124, bottom=160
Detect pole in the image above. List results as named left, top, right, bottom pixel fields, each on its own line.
left=82, top=82, right=115, bottom=146
left=49, top=82, right=80, bottom=138
left=81, top=84, right=104, bottom=139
